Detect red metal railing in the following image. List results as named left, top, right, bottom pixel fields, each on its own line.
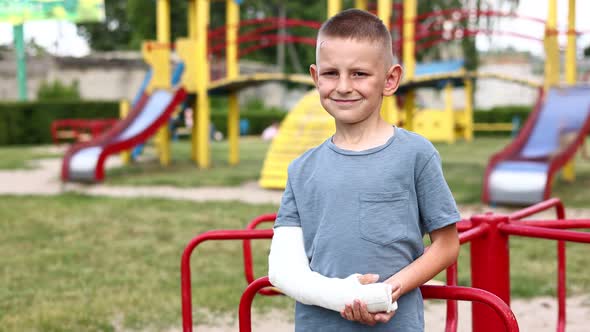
left=238, top=277, right=519, bottom=332
left=181, top=198, right=590, bottom=332
left=181, top=229, right=274, bottom=332
left=468, top=198, right=590, bottom=332
left=51, top=119, right=117, bottom=144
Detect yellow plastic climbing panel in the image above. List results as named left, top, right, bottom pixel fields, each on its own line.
left=258, top=89, right=335, bottom=189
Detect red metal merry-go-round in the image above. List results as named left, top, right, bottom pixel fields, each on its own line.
left=180, top=198, right=590, bottom=332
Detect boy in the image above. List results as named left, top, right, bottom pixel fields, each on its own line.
left=268, top=9, right=460, bottom=331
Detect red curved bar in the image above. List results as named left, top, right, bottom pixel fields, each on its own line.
left=514, top=219, right=590, bottom=229
left=421, top=285, right=520, bottom=332
left=181, top=229, right=274, bottom=332
left=509, top=198, right=565, bottom=220
left=242, top=214, right=279, bottom=296
left=509, top=196, right=566, bottom=330
left=416, top=8, right=546, bottom=25
left=457, top=219, right=473, bottom=232
left=238, top=277, right=520, bottom=332
left=459, top=223, right=490, bottom=244
left=445, top=262, right=459, bottom=332
left=499, top=223, right=590, bottom=244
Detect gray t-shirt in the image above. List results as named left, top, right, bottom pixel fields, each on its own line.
left=275, top=127, right=460, bottom=331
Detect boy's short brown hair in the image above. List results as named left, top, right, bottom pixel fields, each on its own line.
left=318, top=8, right=392, bottom=56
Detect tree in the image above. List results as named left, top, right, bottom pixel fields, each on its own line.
left=77, top=0, right=132, bottom=51
left=584, top=44, right=590, bottom=58
left=77, top=0, right=189, bottom=51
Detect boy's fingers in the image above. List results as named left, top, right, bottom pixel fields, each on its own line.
left=351, top=300, right=362, bottom=320
left=343, top=304, right=353, bottom=320
left=359, top=302, right=376, bottom=326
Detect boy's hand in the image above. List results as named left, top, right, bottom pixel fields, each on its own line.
left=339, top=274, right=397, bottom=325
left=341, top=300, right=396, bottom=325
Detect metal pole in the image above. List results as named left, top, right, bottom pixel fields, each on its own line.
left=327, top=0, right=341, bottom=18
left=156, top=0, right=171, bottom=166
left=227, top=0, right=241, bottom=166
left=196, top=0, right=211, bottom=168
left=14, top=24, right=28, bottom=101
left=470, top=213, right=511, bottom=332
left=402, top=0, right=416, bottom=130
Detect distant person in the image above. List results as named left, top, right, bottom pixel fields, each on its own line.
left=261, top=122, right=280, bottom=141
left=268, top=9, right=460, bottom=332
left=184, top=107, right=193, bottom=129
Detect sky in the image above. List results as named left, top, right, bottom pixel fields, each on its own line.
left=0, top=0, right=589, bottom=58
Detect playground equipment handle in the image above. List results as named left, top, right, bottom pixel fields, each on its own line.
left=238, top=277, right=520, bottom=332
left=181, top=229, right=274, bottom=332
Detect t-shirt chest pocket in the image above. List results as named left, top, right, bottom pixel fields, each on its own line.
left=358, top=191, right=409, bottom=246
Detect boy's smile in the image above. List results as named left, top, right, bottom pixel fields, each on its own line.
left=310, top=37, right=401, bottom=126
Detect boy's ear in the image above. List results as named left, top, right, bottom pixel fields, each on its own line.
left=383, top=64, right=403, bottom=96
left=309, top=64, right=319, bottom=87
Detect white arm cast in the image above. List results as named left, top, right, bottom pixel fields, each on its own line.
left=268, top=226, right=397, bottom=313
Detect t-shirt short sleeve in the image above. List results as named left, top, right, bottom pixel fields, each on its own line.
left=416, top=152, right=461, bottom=233
left=274, top=175, right=301, bottom=228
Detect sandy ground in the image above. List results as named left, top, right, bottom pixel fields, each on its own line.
left=1, top=153, right=590, bottom=331
left=191, top=295, right=590, bottom=332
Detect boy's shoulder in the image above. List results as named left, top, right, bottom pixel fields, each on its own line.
left=288, top=139, right=330, bottom=174
left=395, top=127, right=438, bottom=155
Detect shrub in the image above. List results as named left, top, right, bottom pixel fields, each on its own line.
left=37, top=79, right=81, bottom=101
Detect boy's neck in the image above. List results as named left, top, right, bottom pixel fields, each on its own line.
left=332, top=118, right=394, bottom=151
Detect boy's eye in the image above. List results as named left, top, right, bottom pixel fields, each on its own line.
left=321, top=71, right=337, bottom=77
left=352, top=72, right=367, bottom=77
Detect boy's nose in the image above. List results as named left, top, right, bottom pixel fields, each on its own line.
left=336, top=77, right=353, bottom=94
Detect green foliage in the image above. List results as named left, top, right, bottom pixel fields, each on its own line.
left=36, top=80, right=81, bottom=101
left=212, top=110, right=286, bottom=137
left=0, top=98, right=284, bottom=145
left=584, top=44, right=590, bottom=58
left=473, top=105, right=531, bottom=123
left=76, top=0, right=132, bottom=51
left=473, top=105, right=531, bottom=136
left=77, top=0, right=190, bottom=51
left=0, top=101, right=118, bottom=145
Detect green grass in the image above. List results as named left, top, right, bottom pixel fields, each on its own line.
left=0, top=145, right=60, bottom=170
left=1, top=194, right=589, bottom=331
left=105, top=137, right=270, bottom=187
left=0, top=195, right=291, bottom=331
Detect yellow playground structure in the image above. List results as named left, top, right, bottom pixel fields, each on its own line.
left=113, top=0, right=580, bottom=190
left=259, top=0, right=580, bottom=189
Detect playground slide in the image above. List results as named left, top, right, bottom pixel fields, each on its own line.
left=61, top=63, right=187, bottom=183
left=61, top=88, right=187, bottom=182
left=130, top=63, right=185, bottom=159
left=482, top=86, right=590, bottom=205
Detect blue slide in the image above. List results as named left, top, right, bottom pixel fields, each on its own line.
left=483, top=86, right=590, bottom=205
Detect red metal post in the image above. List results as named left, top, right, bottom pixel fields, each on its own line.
left=445, top=262, right=458, bottom=332
left=470, top=213, right=511, bottom=332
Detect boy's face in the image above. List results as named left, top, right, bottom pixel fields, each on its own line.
left=309, top=36, right=402, bottom=125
